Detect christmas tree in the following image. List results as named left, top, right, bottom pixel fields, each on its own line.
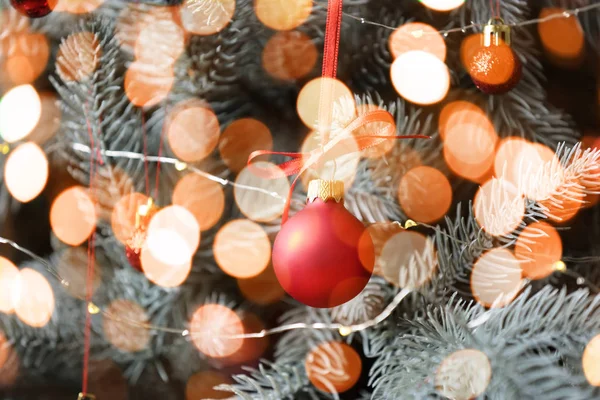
left=1, top=0, right=600, bottom=398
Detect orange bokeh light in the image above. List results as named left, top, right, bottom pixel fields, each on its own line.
left=181, top=0, right=235, bottom=36
left=103, top=299, right=150, bottom=353
left=221, top=313, right=268, bottom=366
left=471, top=248, right=523, bottom=308
left=186, top=371, right=233, bottom=400
left=141, top=246, right=192, bottom=288
left=13, top=268, right=55, bottom=327
left=460, top=33, right=483, bottom=70
left=234, top=162, right=290, bottom=222
left=0, top=331, right=18, bottom=388
left=365, top=222, right=404, bottom=276
left=494, top=136, right=528, bottom=180
left=262, top=30, right=318, bottom=81
left=438, top=101, right=489, bottom=141
left=474, top=178, right=525, bottom=237
left=190, top=303, right=244, bottom=358
left=219, top=118, right=273, bottom=173
left=435, top=349, right=491, bottom=399
left=398, top=166, right=452, bottom=224
left=58, top=247, right=102, bottom=299
left=255, top=0, right=312, bottom=31
left=305, top=342, right=362, bottom=394
left=297, top=77, right=355, bottom=130
left=583, top=334, right=600, bottom=386
left=0, top=257, right=18, bottom=313
left=146, top=205, right=200, bottom=264
left=353, top=104, right=395, bottom=159
left=167, top=104, right=220, bottom=163
left=237, top=265, right=285, bottom=305
left=391, top=50, right=450, bottom=105
left=538, top=8, right=585, bottom=69
left=124, top=61, right=174, bottom=108
left=379, top=231, right=436, bottom=288
left=111, top=193, right=150, bottom=245
left=1, top=32, right=49, bottom=86
left=116, top=4, right=180, bottom=54
left=56, top=31, right=100, bottom=82
left=4, top=142, right=48, bottom=203
left=214, top=219, right=271, bottom=279
left=515, top=221, right=562, bottom=280
left=389, top=22, right=446, bottom=61
left=540, top=184, right=583, bottom=224
left=173, top=174, right=225, bottom=231
left=419, top=0, right=465, bottom=11
left=50, top=186, right=97, bottom=246
left=55, top=0, right=103, bottom=14
left=135, top=19, right=185, bottom=68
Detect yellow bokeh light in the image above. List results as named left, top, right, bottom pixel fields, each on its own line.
left=50, top=186, right=97, bottom=246
left=391, top=50, right=450, bottom=105
left=103, top=299, right=150, bottom=353
left=234, top=162, right=290, bottom=222
left=181, top=0, right=235, bottom=36
left=435, top=349, right=491, bottom=399
left=0, top=84, right=41, bottom=143
left=214, top=219, right=271, bottom=279
left=146, top=205, right=200, bottom=265
left=254, top=0, right=313, bottom=31
left=167, top=104, right=220, bottom=163
left=419, top=0, right=465, bottom=12
left=173, top=174, right=225, bottom=231
left=471, top=248, right=523, bottom=308
left=474, top=178, right=525, bottom=237
left=13, top=268, right=55, bottom=328
left=583, top=334, right=600, bottom=386
left=190, top=303, right=244, bottom=358
left=389, top=22, right=446, bottom=61
left=0, top=257, right=19, bottom=313
left=296, top=77, right=355, bottom=130
left=4, top=142, right=48, bottom=203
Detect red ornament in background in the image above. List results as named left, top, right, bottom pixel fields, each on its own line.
left=9, top=0, right=57, bottom=18
left=125, top=198, right=158, bottom=271
left=272, top=180, right=375, bottom=308
left=468, top=18, right=522, bottom=95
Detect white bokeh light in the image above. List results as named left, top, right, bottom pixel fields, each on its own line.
left=0, top=85, right=42, bottom=143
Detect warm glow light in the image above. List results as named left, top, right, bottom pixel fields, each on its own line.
left=540, top=184, right=583, bottom=224
left=354, top=104, right=395, bottom=159
left=141, top=245, right=192, bottom=288
left=167, top=104, right=220, bottom=163
left=297, top=77, right=355, bottom=130
left=237, top=266, right=285, bottom=305
left=234, top=162, right=290, bottom=222
left=56, top=32, right=100, bottom=82
left=391, top=50, right=450, bottom=105
left=103, top=299, right=150, bottom=353
left=55, top=0, right=103, bottom=14
left=0, top=257, right=18, bottom=313
left=365, top=223, right=404, bottom=276
left=219, top=118, right=273, bottom=173
left=521, top=143, right=563, bottom=201
left=398, top=166, right=452, bottom=224
left=124, top=61, right=174, bottom=108
left=221, top=313, right=268, bottom=366
left=255, top=0, right=313, bottom=31
left=471, top=248, right=523, bottom=308
left=116, top=4, right=179, bottom=54
left=438, top=101, right=489, bottom=141
left=135, top=19, right=185, bottom=68
left=435, top=349, right=491, bottom=399
left=13, top=268, right=54, bottom=327
left=58, top=247, right=102, bottom=299
left=583, top=334, right=600, bottom=386
left=181, top=0, right=235, bottom=35
left=1, top=32, right=49, bottom=85
left=146, top=205, right=200, bottom=265
left=0, top=331, right=18, bottom=387
left=50, top=186, right=97, bottom=246
left=214, top=219, right=271, bottom=279
left=173, top=174, right=225, bottom=231
left=515, top=221, right=562, bottom=280
left=300, top=130, right=360, bottom=190
left=262, top=30, right=318, bottom=80
left=474, top=178, right=525, bottom=237
left=305, top=342, right=362, bottom=394
left=4, top=142, right=48, bottom=203
left=460, top=33, right=483, bottom=70
left=186, top=371, right=233, bottom=400
left=379, top=231, right=436, bottom=288
left=494, top=137, right=528, bottom=181
left=111, top=193, right=150, bottom=245
left=190, top=303, right=244, bottom=358
left=389, top=22, right=446, bottom=61
left=419, top=0, right=465, bottom=11
left=538, top=8, right=585, bottom=69
left=0, top=85, right=41, bottom=143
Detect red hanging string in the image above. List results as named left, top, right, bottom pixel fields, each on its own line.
left=490, top=0, right=501, bottom=17
left=142, top=113, right=150, bottom=197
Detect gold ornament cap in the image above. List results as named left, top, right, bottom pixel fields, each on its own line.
left=307, top=179, right=344, bottom=203
left=483, top=17, right=511, bottom=46
left=78, top=393, right=96, bottom=400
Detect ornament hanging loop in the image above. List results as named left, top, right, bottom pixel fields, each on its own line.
left=78, top=393, right=96, bottom=400
left=483, top=17, right=511, bottom=46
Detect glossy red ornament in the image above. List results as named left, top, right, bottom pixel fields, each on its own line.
left=9, top=0, right=57, bottom=18
left=272, top=180, right=374, bottom=308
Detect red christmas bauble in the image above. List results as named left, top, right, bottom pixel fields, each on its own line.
left=125, top=227, right=147, bottom=272
left=272, top=180, right=374, bottom=308
left=10, top=0, right=57, bottom=18
left=469, top=44, right=522, bottom=95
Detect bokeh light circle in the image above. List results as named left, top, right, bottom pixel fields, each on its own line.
left=173, top=174, right=225, bottom=231
left=1, top=32, right=49, bottom=86
left=219, top=118, right=273, bottom=173
left=181, top=0, right=235, bottom=36
left=583, top=334, right=600, bottom=387
left=538, top=7, right=585, bottom=69
left=237, top=266, right=285, bottom=305
left=221, top=313, right=268, bottom=366
left=471, top=248, right=523, bottom=308
left=140, top=246, right=192, bottom=288
left=103, top=299, right=150, bottom=353
left=419, top=0, right=465, bottom=11
left=13, top=268, right=54, bottom=328
left=190, top=303, right=244, bottom=358
left=255, top=0, right=313, bottom=31
left=214, top=219, right=271, bottom=279
left=50, top=186, right=97, bottom=246
left=124, top=61, right=174, bottom=108
left=146, top=205, right=200, bottom=265
left=391, top=50, right=450, bottom=105
left=474, top=178, right=525, bottom=237
left=54, top=0, right=103, bottom=14
left=0, top=257, right=18, bottom=313
left=389, top=22, right=446, bottom=61
left=262, top=30, right=318, bottom=80
left=398, top=166, right=452, bottom=223
left=111, top=193, right=150, bottom=245
left=58, top=247, right=102, bottom=299
left=4, top=142, right=48, bottom=203
left=515, top=221, right=562, bottom=280
left=297, top=77, right=354, bottom=130
left=435, top=349, right=491, bottom=399
left=135, top=19, right=185, bottom=68
left=0, top=84, right=41, bottom=143
left=167, top=105, right=220, bottom=163
left=305, top=341, right=362, bottom=394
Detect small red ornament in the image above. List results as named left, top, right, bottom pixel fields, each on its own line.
left=125, top=198, right=158, bottom=271
left=468, top=18, right=522, bottom=95
left=272, top=180, right=375, bottom=308
left=9, top=0, right=57, bottom=18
